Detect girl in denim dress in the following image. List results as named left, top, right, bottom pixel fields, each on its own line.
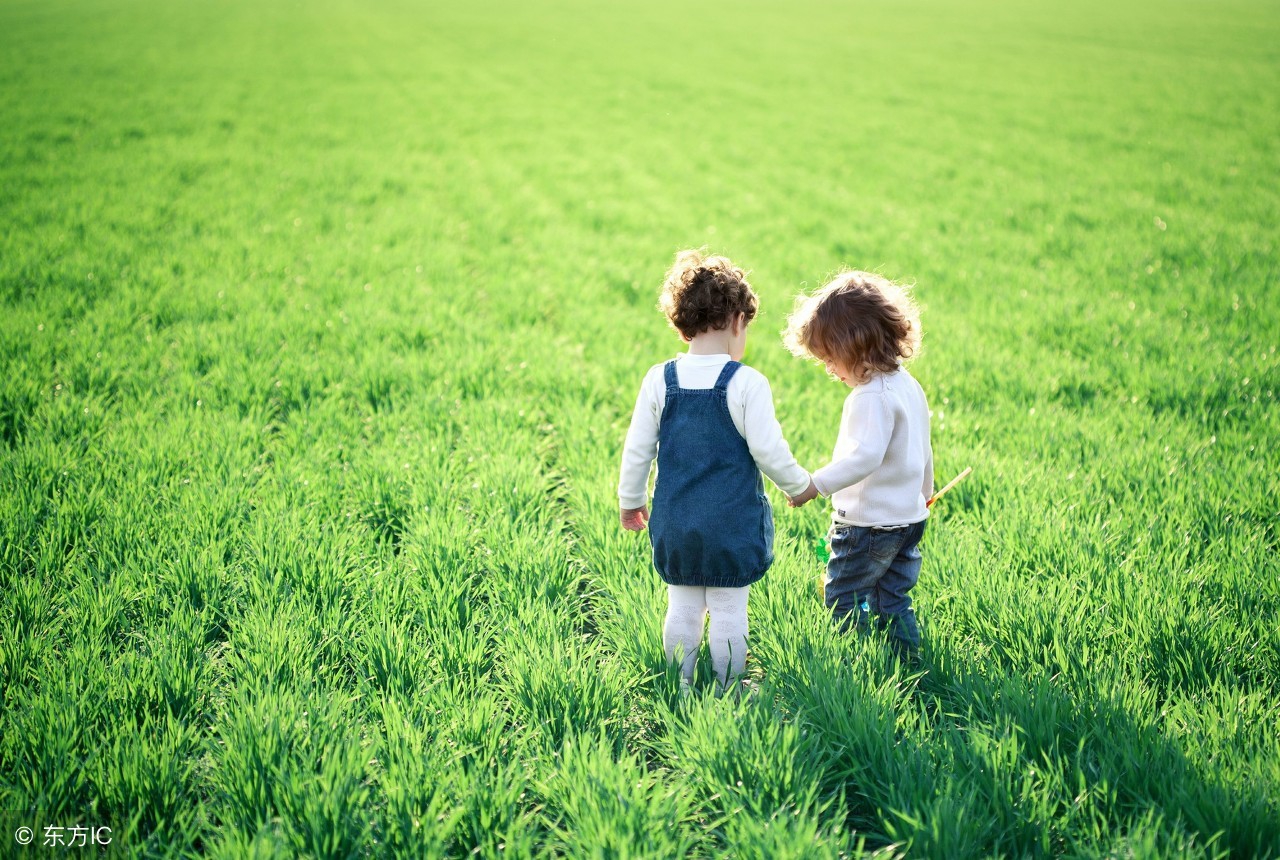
left=619, top=250, right=814, bottom=693
left=784, top=271, right=934, bottom=661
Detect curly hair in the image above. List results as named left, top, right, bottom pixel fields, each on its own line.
left=658, top=249, right=758, bottom=338
left=784, top=271, right=921, bottom=381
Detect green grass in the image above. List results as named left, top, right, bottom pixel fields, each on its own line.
left=2, top=0, right=1278, bottom=856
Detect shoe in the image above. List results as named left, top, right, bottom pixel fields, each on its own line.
left=887, top=638, right=921, bottom=669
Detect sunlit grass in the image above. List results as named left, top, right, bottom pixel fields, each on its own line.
left=1, top=0, right=1277, bottom=856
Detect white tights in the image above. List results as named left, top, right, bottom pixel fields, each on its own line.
left=663, top=584, right=750, bottom=689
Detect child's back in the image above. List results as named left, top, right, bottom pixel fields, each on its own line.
left=624, top=354, right=807, bottom=586
left=817, top=366, right=933, bottom=527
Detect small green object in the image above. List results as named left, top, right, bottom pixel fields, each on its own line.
left=814, top=536, right=830, bottom=563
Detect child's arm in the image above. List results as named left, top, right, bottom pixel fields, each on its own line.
left=618, top=368, right=662, bottom=530
left=740, top=373, right=813, bottom=500
left=811, top=392, right=893, bottom=497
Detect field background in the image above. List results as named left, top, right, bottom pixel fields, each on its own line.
left=2, top=0, right=1278, bottom=856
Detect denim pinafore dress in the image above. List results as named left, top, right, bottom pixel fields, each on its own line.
left=648, top=359, right=774, bottom=588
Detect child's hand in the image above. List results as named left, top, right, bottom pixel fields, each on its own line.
left=620, top=505, right=649, bottom=531
left=788, top=479, right=820, bottom=508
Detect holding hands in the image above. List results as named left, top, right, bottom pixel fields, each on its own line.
left=788, top=478, right=820, bottom=508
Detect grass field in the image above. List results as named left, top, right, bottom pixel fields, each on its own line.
left=2, top=0, right=1279, bottom=856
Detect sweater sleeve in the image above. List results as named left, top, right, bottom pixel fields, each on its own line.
left=921, top=442, right=934, bottom=503
left=741, top=373, right=812, bottom=497
left=811, top=391, right=894, bottom=497
left=618, top=368, right=661, bottom=510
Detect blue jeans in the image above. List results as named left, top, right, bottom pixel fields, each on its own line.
left=825, top=519, right=927, bottom=652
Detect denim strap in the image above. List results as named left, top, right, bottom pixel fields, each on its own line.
left=663, top=360, right=679, bottom=390
left=713, top=360, right=740, bottom=392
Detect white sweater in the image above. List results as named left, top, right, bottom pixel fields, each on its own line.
left=618, top=353, right=812, bottom=510
left=812, top=368, right=934, bottom=527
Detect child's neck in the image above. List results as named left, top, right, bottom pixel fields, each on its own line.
left=687, top=329, right=731, bottom=356
left=854, top=365, right=899, bottom=386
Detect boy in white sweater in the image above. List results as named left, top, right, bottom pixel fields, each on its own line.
left=785, top=271, right=933, bottom=660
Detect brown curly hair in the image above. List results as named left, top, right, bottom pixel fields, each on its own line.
left=784, top=271, right=921, bottom=381
left=658, top=249, right=758, bottom=338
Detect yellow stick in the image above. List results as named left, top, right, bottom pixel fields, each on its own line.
left=927, top=466, right=972, bottom=508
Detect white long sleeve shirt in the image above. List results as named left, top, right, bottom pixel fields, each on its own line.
left=812, top=367, right=934, bottom=527
left=618, top=353, right=812, bottom=510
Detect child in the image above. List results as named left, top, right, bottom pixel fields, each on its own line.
left=784, top=271, right=933, bottom=660
left=619, top=249, right=815, bottom=693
